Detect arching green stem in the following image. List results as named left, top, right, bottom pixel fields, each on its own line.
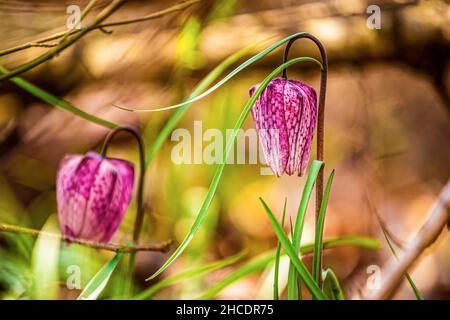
left=282, top=32, right=328, bottom=289
left=147, top=57, right=323, bottom=281
left=101, top=126, right=146, bottom=296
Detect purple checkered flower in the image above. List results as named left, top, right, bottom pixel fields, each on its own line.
left=56, top=151, right=134, bottom=243
left=250, top=77, right=317, bottom=177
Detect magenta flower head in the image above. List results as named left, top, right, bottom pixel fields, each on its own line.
left=250, top=77, right=317, bottom=177
left=56, top=151, right=134, bottom=243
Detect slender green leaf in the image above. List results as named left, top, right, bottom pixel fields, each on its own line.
left=197, top=251, right=275, bottom=300
left=119, top=32, right=313, bottom=112
left=0, top=65, right=118, bottom=129
left=322, top=268, right=345, bottom=300
left=404, top=272, right=423, bottom=300
left=312, top=170, right=335, bottom=284
left=301, top=236, right=381, bottom=253
left=145, top=41, right=261, bottom=167
left=135, top=251, right=246, bottom=300
left=288, top=160, right=323, bottom=300
left=260, top=197, right=326, bottom=300
left=77, top=252, right=123, bottom=300
left=147, top=57, right=323, bottom=281
left=378, top=218, right=424, bottom=300
left=273, top=198, right=287, bottom=300
left=196, top=236, right=380, bottom=299
left=288, top=216, right=302, bottom=300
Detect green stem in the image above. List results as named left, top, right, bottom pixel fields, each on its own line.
left=146, top=56, right=323, bottom=281
left=101, top=126, right=147, bottom=297
left=0, top=65, right=118, bottom=129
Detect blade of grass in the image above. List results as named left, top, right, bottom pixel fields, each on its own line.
left=260, top=197, right=326, bottom=300
left=288, top=160, right=323, bottom=300
left=145, top=41, right=263, bottom=167
left=134, top=251, right=246, bottom=300
left=312, top=170, right=335, bottom=285
left=196, top=236, right=380, bottom=299
left=302, top=236, right=381, bottom=252
left=197, top=251, right=275, bottom=300
left=289, top=215, right=302, bottom=300
left=322, top=268, right=345, bottom=300
left=117, top=32, right=312, bottom=112
left=146, top=57, right=323, bottom=281
left=377, top=217, right=424, bottom=300
left=0, top=65, right=118, bottom=129
left=77, top=252, right=123, bottom=300
left=273, top=198, right=287, bottom=300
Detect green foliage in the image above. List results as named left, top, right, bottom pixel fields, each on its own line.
left=322, top=269, right=345, bottom=300
left=288, top=160, right=323, bottom=299
left=378, top=217, right=424, bottom=300
left=260, top=197, right=326, bottom=299
left=77, top=253, right=124, bottom=300
left=197, top=251, right=275, bottom=300
left=135, top=251, right=246, bottom=300
left=273, top=198, right=287, bottom=300
left=122, top=32, right=314, bottom=112
left=0, top=65, right=118, bottom=129
left=146, top=56, right=322, bottom=281
left=312, top=170, right=335, bottom=284
left=196, top=236, right=380, bottom=299
left=145, top=41, right=261, bottom=167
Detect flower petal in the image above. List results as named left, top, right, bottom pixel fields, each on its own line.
left=290, top=80, right=317, bottom=175
left=56, top=152, right=102, bottom=238
left=250, top=78, right=290, bottom=176
left=100, top=159, right=134, bottom=242
left=77, top=158, right=134, bottom=243
left=250, top=78, right=317, bottom=177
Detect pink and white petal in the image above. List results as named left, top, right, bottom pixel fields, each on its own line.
left=76, top=158, right=134, bottom=242
left=300, top=93, right=317, bottom=175
left=251, top=79, right=289, bottom=176
left=283, top=81, right=304, bottom=175
left=78, top=161, right=118, bottom=241
left=100, top=159, right=134, bottom=243
left=56, top=152, right=102, bottom=237
left=293, top=83, right=317, bottom=176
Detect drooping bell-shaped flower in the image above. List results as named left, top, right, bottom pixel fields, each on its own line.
left=250, top=77, right=317, bottom=177
left=56, top=151, right=134, bottom=243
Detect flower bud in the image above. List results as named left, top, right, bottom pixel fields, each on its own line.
left=250, top=77, right=317, bottom=176
left=56, top=151, right=134, bottom=243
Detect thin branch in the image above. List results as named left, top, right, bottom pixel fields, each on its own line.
left=0, top=223, right=172, bottom=253
left=365, top=178, right=450, bottom=299
left=0, top=0, right=201, bottom=57
left=365, top=193, right=405, bottom=248
left=0, top=0, right=128, bottom=82
left=57, top=0, right=99, bottom=45
left=98, top=0, right=200, bottom=28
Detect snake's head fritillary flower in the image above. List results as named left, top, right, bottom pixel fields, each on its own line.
left=56, top=151, right=134, bottom=243
left=250, top=77, right=317, bottom=177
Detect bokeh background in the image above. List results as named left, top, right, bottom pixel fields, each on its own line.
left=0, top=0, right=449, bottom=300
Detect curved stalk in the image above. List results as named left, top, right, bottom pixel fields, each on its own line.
left=100, top=126, right=147, bottom=297
left=147, top=57, right=323, bottom=281
left=101, top=126, right=146, bottom=244
left=281, top=32, right=328, bottom=288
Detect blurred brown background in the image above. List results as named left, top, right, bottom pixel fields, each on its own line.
left=0, top=0, right=449, bottom=299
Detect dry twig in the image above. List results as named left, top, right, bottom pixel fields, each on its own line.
left=364, top=178, right=450, bottom=299
left=0, top=223, right=172, bottom=253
